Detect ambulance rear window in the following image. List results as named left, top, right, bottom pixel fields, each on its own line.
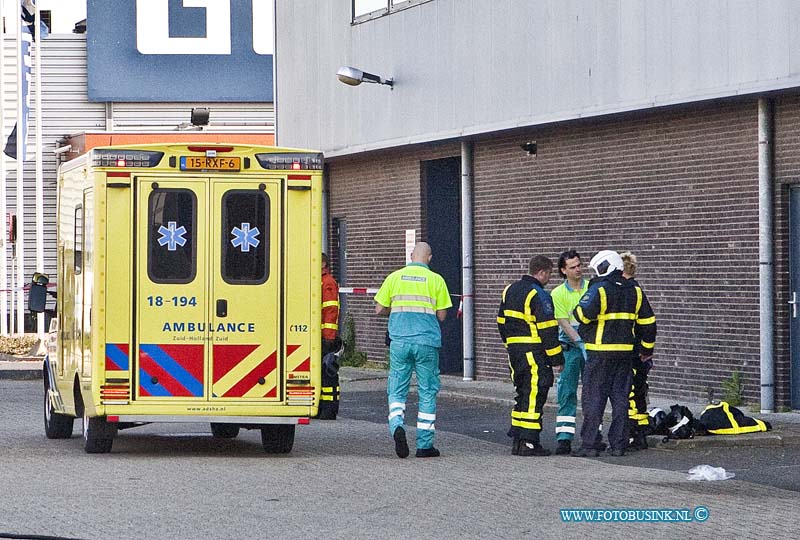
left=148, top=189, right=197, bottom=283
left=222, top=190, right=269, bottom=284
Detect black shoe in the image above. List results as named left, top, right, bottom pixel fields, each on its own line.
left=511, top=437, right=521, bottom=456
left=555, top=440, right=572, bottom=455
left=571, top=447, right=600, bottom=457
left=518, top=441, right=551, bottom=457
left=608, top=448, right=625, bottom=457
left=596, top=442, right=608, bottom=452
left=416, top=447, right=441, bottom=458
left=393, top=428, right=409, bottom=459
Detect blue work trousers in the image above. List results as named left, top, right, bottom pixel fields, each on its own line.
left=579, top=354, right=633, bottom=452
left=387, top=341, right=441, bottom=450
left=555, top=341, right=586, bottom=441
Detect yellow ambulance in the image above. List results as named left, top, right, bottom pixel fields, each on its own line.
left=30, top=143, right=323, bottom=453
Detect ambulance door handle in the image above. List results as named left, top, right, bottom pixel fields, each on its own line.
left=216, top=299, right=228, bottom=318
left=790, top=292, right=798, bottom=319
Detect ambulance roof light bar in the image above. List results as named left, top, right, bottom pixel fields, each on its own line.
left=337, top=66, right=393, bottom=88
left=92, top=149, right=164, bottom=168
left=255, top=152, right=323, bottom=171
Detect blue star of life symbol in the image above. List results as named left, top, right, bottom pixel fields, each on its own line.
left=157, top=221, right=187, bottom=251
left=231, top=222, right=260, bottom=252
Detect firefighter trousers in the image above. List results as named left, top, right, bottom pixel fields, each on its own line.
left=579, top=355, right=632, bottom=451
left=507, top=346, right=554, bottom=444
left=555, top=341, right=586, bottom=441
left=387, top=341, right=440, bottom=450
left=628, top=358, right=651, bottom=432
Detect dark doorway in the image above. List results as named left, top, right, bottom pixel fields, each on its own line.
left=422, top=157, right=463, bottom=375
left=789, top=188, right=800, bottom=409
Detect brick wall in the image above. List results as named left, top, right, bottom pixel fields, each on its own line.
left=327, top=97, right=800, bottom=406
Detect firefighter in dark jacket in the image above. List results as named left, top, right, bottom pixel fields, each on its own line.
left=497, top=255, right=564, bottom=456
left=572, top=250, right=656, bottom=457
left=621, top=251, right=652, bottom=450
left=318, top=253, right=340, bottom=420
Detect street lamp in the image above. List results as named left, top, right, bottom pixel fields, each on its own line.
left=336, top=66, right=393, bottom=88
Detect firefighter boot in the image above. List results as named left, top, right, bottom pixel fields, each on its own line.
left=627, top=421, right=648, bottom=452
left=518, top=440, right=551, bottom=457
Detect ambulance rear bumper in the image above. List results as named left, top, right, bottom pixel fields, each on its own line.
left=110, top=415, right=305, bottom=424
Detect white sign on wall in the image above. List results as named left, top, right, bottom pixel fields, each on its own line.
left=405, top=229, right=415, bottom=265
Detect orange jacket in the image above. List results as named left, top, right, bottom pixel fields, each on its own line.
left=322, top=267, right=340, bottom=340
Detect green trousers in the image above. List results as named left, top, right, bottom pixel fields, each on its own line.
left=555, top=341, right=586, bottom=441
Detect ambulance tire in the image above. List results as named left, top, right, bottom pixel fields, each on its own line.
left=260, top=425, right=295, bottom=454
left=82, top=413, right=117, bottom=454
left=43, top=373, right=74, bottom=439
left=210, top=423, right=240, bottom=439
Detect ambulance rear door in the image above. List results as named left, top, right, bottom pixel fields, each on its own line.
left=133, top=177, right=282, bottom=402
left=209, top=181, right=282, bottom=402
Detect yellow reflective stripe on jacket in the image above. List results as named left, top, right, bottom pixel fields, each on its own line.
left=597, top=312, right=636, bottom=320
left=575, top=306, right=592, bottom=324
left=506, top=336, right=542, bottom=344
left=585, top=343, right=634, bottom=351
left=635, top=286, right=642, bottom=315
left=637, top=316, right=656, bottom=325
left=322, top=300, right=340, bottom=308
left=524, top=288, right=541, bottom=338
left=537, top=319, right=558, bottom=329
left=640, top=340, right=655, bottom=349
left=496, top=316, right=506, bottom=324
left=502, top=284, right=511, bottom=301
left=322, top=323, right=339, bottom=330
left=503, top=309, right=530, bottom=321
left=545, top=345, right=562, bottom=357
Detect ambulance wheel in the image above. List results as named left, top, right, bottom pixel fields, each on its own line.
left=210, top=423, right=240, bottom=439
left=261, top=425, right=295, bottom=454
left=82, top=412, right=116, bottom=454
left=43, top=373, right=74, bottom=439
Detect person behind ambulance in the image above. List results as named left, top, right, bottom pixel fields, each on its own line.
left=317, top=253, right=341, bottom=420
left=374, top=242, right=452, bottom=458
left=621, top=251, right=652, bottom=450
left=572, top=250, right=656, bottom=457
left=497, top=255, right=564, bottom=457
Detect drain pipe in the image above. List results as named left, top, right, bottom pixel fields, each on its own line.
left=759, top=97, right=775, bottom=413
left=461, top=140, right=475, bottom=381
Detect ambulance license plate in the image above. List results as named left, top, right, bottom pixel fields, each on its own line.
left=180, top=156, right=241, bottom=171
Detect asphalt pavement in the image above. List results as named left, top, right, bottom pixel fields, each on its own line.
left=2, top=376, right=800, bottom=540
left=3, top=357, right=800, bottom=447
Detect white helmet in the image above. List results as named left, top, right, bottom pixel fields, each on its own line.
left=589, top=250, right=624, bottom=277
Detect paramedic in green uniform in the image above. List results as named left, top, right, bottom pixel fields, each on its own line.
left=550, top=250, right=589, bottom=455
left=374, top=242, right=452, bottom=459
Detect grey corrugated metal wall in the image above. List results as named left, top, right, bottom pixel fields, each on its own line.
left=1, top=34, right=274, bottom=329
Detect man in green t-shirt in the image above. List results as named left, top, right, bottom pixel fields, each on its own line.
left=550, top=249, right=589, bottom=455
